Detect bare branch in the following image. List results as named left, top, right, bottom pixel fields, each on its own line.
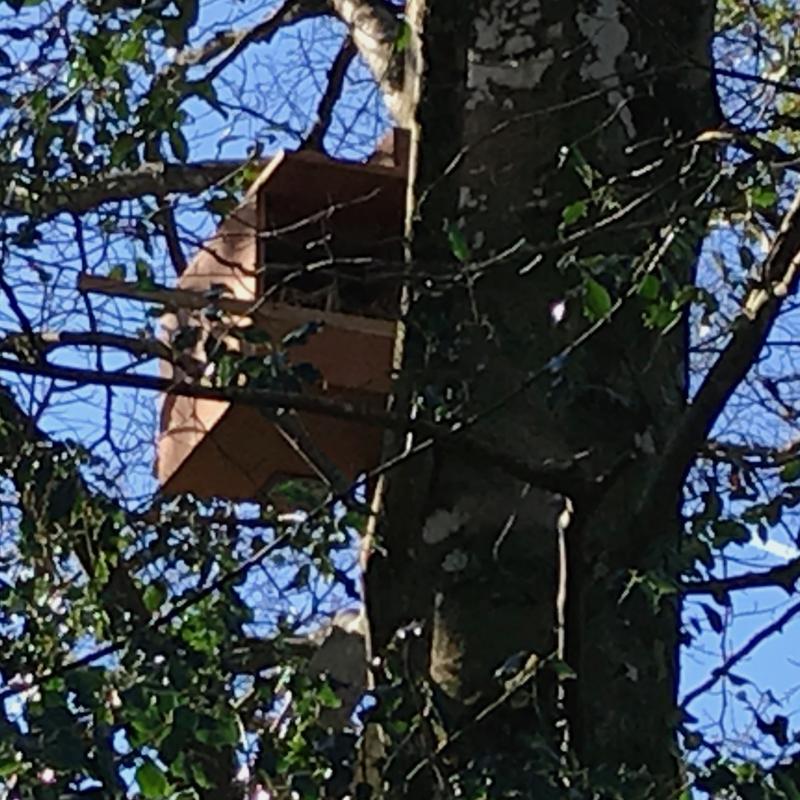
left=301, top=36, right=358, bottom=151
left=187, top=0, right=328, bottom=85
left=682, top=596, right=800, bottom=708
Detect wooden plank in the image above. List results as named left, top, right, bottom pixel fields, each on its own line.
left=77, top=274, right=398, bottom=339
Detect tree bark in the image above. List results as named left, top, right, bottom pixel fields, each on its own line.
left=364, top=0, right=720, bottom=792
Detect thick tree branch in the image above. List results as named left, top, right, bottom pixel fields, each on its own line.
left=683, top=557, right=800, bottom=597
left=301, top=36, right=358, bottom=151
left=0, top=355, right=586, bottom=497
left=328, top=0, right=408, bottom=124
left=638, top=188, right=800, bottom=521
left=2, top=161, right=250, bottom=219
left=703, top=437, right=800, bottom=468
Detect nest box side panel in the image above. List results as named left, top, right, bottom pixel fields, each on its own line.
left=159, top=395, right=387, bottom=501
left=157, top=186, right=264, bottom=492
left=178, top=195, right=260, bottom=300
left=156, top=395, right=231, bottom=493
left=159, top=403, right=297, bottom=499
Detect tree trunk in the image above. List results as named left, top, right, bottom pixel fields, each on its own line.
left=364, top=0, right=719, bottom=793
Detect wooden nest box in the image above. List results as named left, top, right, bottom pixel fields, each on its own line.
left=156, top=130, right=409, bottom=502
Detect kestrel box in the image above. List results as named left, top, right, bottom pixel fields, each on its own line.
left=154, top=131, right=408, bottom=502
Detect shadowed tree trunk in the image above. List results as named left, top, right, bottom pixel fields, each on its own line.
left=362, top=0, right=720, bottom=793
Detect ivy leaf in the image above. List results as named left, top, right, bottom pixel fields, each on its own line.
left=169, top=128, right=189, bottom=162
left=137, top=761, right=169, bottom=798
left=756, top=713, right=789, bottom=746
left=583, top=277, right=612, bottom=320
left=110, top=133, right=136, bottom=167
left=143, top=582, right=166, bottom=613
left=780, top=460, right=800, bottom=483
left=107, top=264, right=126, bottom=281
left=447, top=223, right=471, bottom=263
left=750, top=186, right=777, bottom=209
left=638, top=274, right=661, bottom=301
left=561, top=200, right=587, bottom=227
left=712, top=519, right=750, bottom=548
left=135, top=259, right=155, bottom=291
left=282, top=321, right=323, bottom=348
left=701, top=603, right=724, bottom=634
left=395, top=20, right=412, bottom=52
left=318, top=681, right=343, bottom=709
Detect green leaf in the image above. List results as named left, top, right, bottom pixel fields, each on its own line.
left=236, top=325, right=271, bottom=345
left=701, top=603, right=724, bottom=634
left=282, top=320, right=323, bottom=348
left=643, top=299, right=679, bottom=330
left=712, top=519, right=750, bottom=548
left=780, top=459, right=800, bottom=483
left=169, top=128, right=189, bottom=162
left=110, top=133, right=136, bottom=167
left=447, top=223, right=471, bottom=263
left=137, top=761, right=169, bottom=799
left=549, top=659, right=577, bottom=680
left=774, top=770, right=800, bottom=800
left=191, top=762, right=214, bottom=789
left=0, top=756, right=18, bottom=777
left=65, top=667, right=105, bottom=705
left=135, top=259, right=155, bottom=290
left=195, top=713, right=238, bottom=746
left=143, top=582, right=166, bottom=613
left=583, top=277, right=612, bottom=320
left=48, top=475, right=79, bottom=521
left=750, top=186, right=777, bottom=209
left=638, top=274, right=661, bottom=301
left=318, top=681, right=343, bottom=709
left=561, top=200, right=587, bottom=227
left=117, top=35, right=144, bottom=63
left=395, top=20, right=412, bottom=52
